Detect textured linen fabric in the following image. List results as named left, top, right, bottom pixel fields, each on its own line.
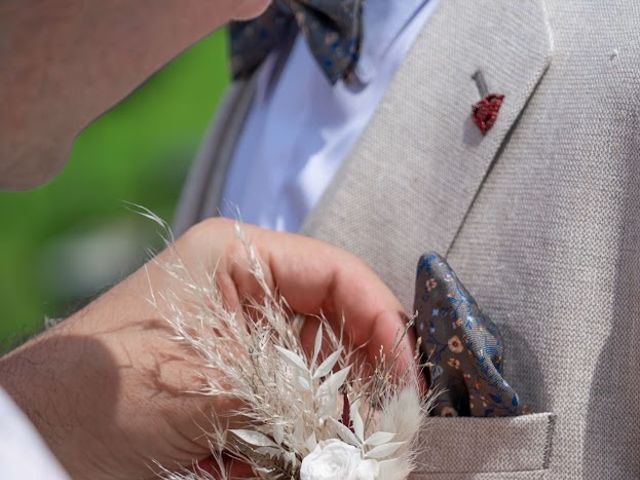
left=218, top=0, right=436, bottom=232
left=0, top=388, right=69, bottom=479
left=175, top=0, right=640, bottom=478
left=414, top=414, right=555, bottom=475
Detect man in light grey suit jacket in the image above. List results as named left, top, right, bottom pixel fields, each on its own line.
left=175, top=1, right=640, bottom=478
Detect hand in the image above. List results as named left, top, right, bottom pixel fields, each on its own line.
left=0, top=218, right=409, bottom=479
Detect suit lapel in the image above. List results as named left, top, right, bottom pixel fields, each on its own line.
left=174, top=78, right=257, bottom=236
left=303, top=0, right=553, bottom=307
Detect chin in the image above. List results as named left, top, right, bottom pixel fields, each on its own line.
left=233, top=0, right=271, bottom=20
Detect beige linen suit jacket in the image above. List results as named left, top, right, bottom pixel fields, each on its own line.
left=175, top=1, right=640, bottom=478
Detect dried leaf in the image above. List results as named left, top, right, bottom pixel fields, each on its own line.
left=273, top=423, right=284, bottom=445
left=316, top=366, right=350, bottom=417
left=366, top=441, right=406, bottom=459
left=231, top=429, right=277, bottom=448
left=317, top=366, right=350, bottom=399
left=328, top=418, right=360, bottom=447
left=364, top=431, right=396, bottom=447
left=312, top=349, right=342, bottom=380
left=283, top=451, right=297, bottom=468
left=293, top=416, right=305, bottom=446
left=275, top=346, right=309, bottom=373
left=294, top=374, right=311, bottom=391
left=350, top=400, right=365, bottom=442
left=305, top=432, right=318, bottom=451
left=312, top=325, right=323, bottom=367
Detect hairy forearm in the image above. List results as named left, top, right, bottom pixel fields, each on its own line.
left=0, top=323, right=80, bottom=449
left=0, top=0, right=263, bottom=189
left=0, top=315, right=137, bottom=479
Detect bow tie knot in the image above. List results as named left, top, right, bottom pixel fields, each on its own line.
left=230, top=0, right=364, bottom=85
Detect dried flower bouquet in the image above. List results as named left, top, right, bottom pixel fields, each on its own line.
left=151, top=223, right=428, bottom=480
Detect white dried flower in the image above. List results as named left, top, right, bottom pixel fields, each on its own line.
left=300, top=440, right=378, bottom=480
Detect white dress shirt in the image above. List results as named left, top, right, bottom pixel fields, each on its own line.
left=0, top=388, right=69, bottom=479
left=221, top=0, right=440, bottom=232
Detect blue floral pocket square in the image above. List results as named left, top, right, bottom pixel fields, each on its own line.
left=414, top=253, right=522, bottom=417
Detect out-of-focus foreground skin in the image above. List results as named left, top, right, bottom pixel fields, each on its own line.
left=0, top=0, right=270, bottom=190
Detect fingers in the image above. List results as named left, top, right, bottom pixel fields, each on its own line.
left=230, top=222, right=411, bottom=365
left=195, top=455, right=252, bottom=478
left=188, top=217, right=414, bottom=375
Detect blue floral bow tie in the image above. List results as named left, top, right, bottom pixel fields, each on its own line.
left=414, top=253, right=522, bottom=417
left=230, top=0, right=364, bottom=85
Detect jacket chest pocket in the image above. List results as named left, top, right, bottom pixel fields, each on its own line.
left=409, top=413, right=556, bottom=479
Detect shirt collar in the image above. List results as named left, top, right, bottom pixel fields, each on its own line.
left=354, top=0, right=432, bottom=83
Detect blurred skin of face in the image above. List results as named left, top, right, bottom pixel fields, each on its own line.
left=0, top=0, right=271, bottom=191
left=234, top=0, right=271, bottom=19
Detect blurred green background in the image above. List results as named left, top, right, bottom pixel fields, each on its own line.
left=0, top=32, right=230, bottom=349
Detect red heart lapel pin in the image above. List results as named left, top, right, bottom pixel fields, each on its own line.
left=471, top=70, right=505, bottom=136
